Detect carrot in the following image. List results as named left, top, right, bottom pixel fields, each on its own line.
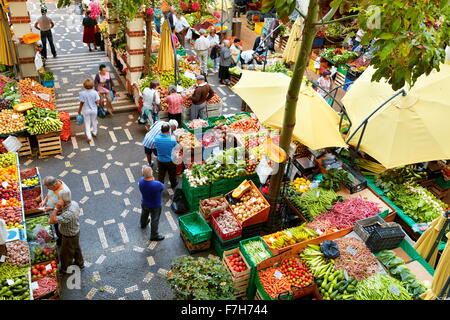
left=258, top=267, right=292, bottom=299
left=228, top=118, right=260, bottom=134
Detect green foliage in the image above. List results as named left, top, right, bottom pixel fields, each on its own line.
left=166, top=256, right=236, bottom=300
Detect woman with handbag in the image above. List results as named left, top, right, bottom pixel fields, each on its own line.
left=78, top=78, right=100, bottom=143
left=94, top=64, right=115, bottom=116
left=142, top=80, right=161, bottom=130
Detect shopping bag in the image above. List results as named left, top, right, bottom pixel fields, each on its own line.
left=110, top=90, right=115, bottom=102
left=97, top=106, right=107, bottom=118
left=170, top=188, right=189, bottom=215
left=76, top=114, right=84, bottom=125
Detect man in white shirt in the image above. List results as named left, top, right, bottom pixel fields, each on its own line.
left=240, top=50, right=262, bottom=66
left=194, top=29, right=210, bottom=75
left=174, top=12, right=190, bottom=47
left=207, top=29, right=220, bottom=71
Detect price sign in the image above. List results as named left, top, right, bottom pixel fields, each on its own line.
left=274, top=270, right=283, bottom=279
left=259, top=252, right=267, bottom=258
left=346, top=246, right=357, bottom=256
left=1, top=199, right=6, bottom=206
left=12, top=115, right=19, bottom=119
left=1, top=181, right=8, bottom=188
left=285, top=231, right=293, bottom=238
left=269, top=237, right=275, bottom=243
left=6, top=279, right=14, bottom=286
left=45, top=264, right=52, bottom=271
left=315, top=229, right=323, bottom=235
left=30, top=281, right=39, bottom=290
left=0, top=255, right=5, bottom=262
left=390, top=284, right=400, bottom=296
left=316, top=190, right=320, bottom=197
left=344, top=270, right=349, bottom=281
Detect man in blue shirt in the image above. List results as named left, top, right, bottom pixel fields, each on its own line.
left=139, top=165, right=165, bottom=241
left=142, top=119, right=178, bottom=169
left=154, top=122, right=179, bottom=190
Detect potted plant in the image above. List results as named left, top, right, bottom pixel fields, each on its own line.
left=166, top=256, right=236, bottom=300
left=40, top=71, right=55, bottom=88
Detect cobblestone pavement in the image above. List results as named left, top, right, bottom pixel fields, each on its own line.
left=26, top=0, right=242, bottom=300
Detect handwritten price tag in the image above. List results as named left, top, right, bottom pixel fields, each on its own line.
left=0, top=255, right=5, bottom=262
left=12, top=115, right=19, bottom=119
left=1, top=199, right=6, bottom=206
left=1, top=181, right=8, bottom=188
left=344, top=270, right=349, bottom=281
left=346, top=246, right=357, bottom=256
left=45, top=264, right=52, bottom=271
left=30, top=281, right=39, bottom=290
left=259, top=252, right=267, bottom=258
left=285, top=231, right=293, bottom=238
left=390, top=284, right=400, bottom=296
left=6, top=279, right=14, bottom=286
left=274, top=270, right=283, bottom=279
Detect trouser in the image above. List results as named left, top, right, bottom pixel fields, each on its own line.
left=168, top=112, right=182, bottom=127
left=176, top=30, right=187, bottom=47
left=60, top=232, right=84, bottom=272
left=83, top=111, right=98, bottom=140
left=190, top=103, right=206, bottom=120
left=157, top=160, right=177, bottom=189
left=196, top=50, right=208, bottom=75
left=151, top=111, right=159, bottom=122
left=40, top=30, right=56, bottom=59
left=140, top=204, right=162, bottom=237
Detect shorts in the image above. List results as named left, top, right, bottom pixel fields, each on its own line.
left=144, top=147, right=158, bottom=156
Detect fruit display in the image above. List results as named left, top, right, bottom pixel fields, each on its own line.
left=229, top=188, right=269, bottom=224
left=207, top=93, right=222, bottom=104
left=316, top=268, right=358, bottom=300
left=334, top=237, right=379, bottom=280
left=245, top=162, right=257, bottom=174
left=200, top=197, right=228, bottom=215
left=0, top=109, right=26, bottom=134
left=321, top=48, right=359, bottom=64
left=19, top=78, right=53, bottom=102
left=29, top=242, right=57, bottom=265
left=0, top=152, right=17, bottom=167
left=0, top=274, right=31, bottom=300
left=32, top=276, right=58, bottom=299
left=25, top=108, right=63, bottom=135
left=22, top=187, right=42, bottom=212
left=21, top=176, right=39, bottom=188
left=199, top=133, right=217, bottom=147
left=0, top=198, right=21, bottom=208
left=291, top=177, right=311, bottom=193
left=185, top=119, right=209, bottom=130
left=0, top=206, right=22, bottom=228
left=228, top=117, right=260, bottom=134
left=20, top=96, right=55, bottom=110
left=0, top=97, right=12, bottom=110
left=26, top=214, right=53, bottom=242
left=241, top=238, right=272, bottom=265
left=228, top=113, right=251, bottom=123
left=262, top=224, right=318, bottom=249
left=213, top=210, right=241, bottom=236
left=355, top=274, right=412, bottom=300
left=184, top=167, right=209, bottom=187
left=0, top=165, right=18, bottom=185
left=20, top=167, right=37, bottom=179
left=225, top=252, right=248, bottom=273
left=6, top=241, right=30, bottom=267
left=213, top=124, right=233, bottom=144
left=279, top=257, right=314, bottom=288
left=31, top=261, right=58, bottom=280
left=208, top=117, right=230, bottom=127
left=178, top=133, right=201, bottom=149
left=0, top=181, right=20, bottom=200
left=173, top=128, right=188, bottom=139
left=285, top=185, right=339, bottom=222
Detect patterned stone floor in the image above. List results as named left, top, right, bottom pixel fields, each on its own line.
left=25, top=0, right=242, bottom=300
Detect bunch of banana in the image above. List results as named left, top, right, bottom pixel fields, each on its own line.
left=299, top=244, right=335, bottom=278
left=355, top=158, right=387, bottom=175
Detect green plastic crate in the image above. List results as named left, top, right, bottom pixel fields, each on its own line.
left=436, top=176, right=450, bottom=189
left=182, top=174, right=211, bottom=210
left=227, top=112, right=252, bottom=123
left=176, top=48, right=186, bottom=56
left=210, top=177, right=243, bottom=197
left=239, top=236, right=272, bottom=268
left=178, top=212, right=212, bottom=244
left=207, top=115, right=231, bottom=127
left=182, top=120, right=214, bottom=134
left=212, top=234, right=240, bottom=258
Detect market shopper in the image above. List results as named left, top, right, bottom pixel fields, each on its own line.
left=49, top=190, right=84, bottom=274
left=82, top=10, right=98, bottom=52
left=174, top=12, right=190, bottom=47
left=189, top=75, right=215, bottom=119
left=138, top=165, right=165, bottom=241
left=154, top=123, right=178, bottom=190
left=317, top=70, right=332, bottom=99
left=219, top=40, right=233, bottom=85
left=194, top=29, right=210, bottom=76
left=78, top=78, right=100, bottom=142
left=207, top=29, right=220, bottom=71
left=165, top=85, right=183, bottom=127
left=34, top=8, right=57, bottom=59
left=94, top=64, right=115, bottom=116
left=40, top=176, right=72, bottom=246
left=142, top=120, right=178, bottom=169
left=253, top=33, right=269, bottom=56
left=240, top=50, right=263, bottom=66
left=154, top=8, right=163, bottom=34
left=230, top=38, right=242, bottom=66
left=142, top=80, right=161, bottom=128
left=233, top=0, right=247, bottom=18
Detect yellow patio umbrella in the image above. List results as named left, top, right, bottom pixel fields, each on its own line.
left=155, top=20, right=174, bottom=72
left=414, top=214, right=447, bottom=268
left=0, top=0, right=16, bottom=66
left=282, top=17, right=303, bottom=64
left=421, top=231, right=450, bottom=300
left=232, top=70, right=347, bottom=150
left=342, top=64, right=450, bottom=169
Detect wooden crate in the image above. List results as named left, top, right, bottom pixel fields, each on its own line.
left=36, top=132, right=62, bottom=158
left=229, top=75, right=240, bottom=87
left=205, top=102, right=223, bottom=118
left=223, top=248, right=251, bottom=298
left=180, top=230, right=211, bottom=254
left=17, top=136, right=32, bottom=157
left=199, top=195, right=230, bottom=224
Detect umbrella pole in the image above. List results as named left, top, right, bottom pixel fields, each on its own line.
left=425, top=211, right=450, bottom=263
left=1, top=4, right=19, bottom=78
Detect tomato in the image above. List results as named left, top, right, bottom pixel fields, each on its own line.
left=41, top=270, right=47, bottom=276
left=31, top=269, right=38, bottom=275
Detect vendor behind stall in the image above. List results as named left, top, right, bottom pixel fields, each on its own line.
left=240, top=49, right=263, bottom=66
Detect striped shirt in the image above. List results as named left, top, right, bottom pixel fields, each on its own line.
left=154, top=133, right=178, bottom=163
left=165, top=93, right=183, bottom=114
left=56, top=201, right=81, bottom=237
left=142, top=121, right=165, bottom=149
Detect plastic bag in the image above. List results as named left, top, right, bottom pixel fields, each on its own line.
left=32, top=225, right=53, bottom=243
left=256, top=156, right=274, bottom=184
left=170, top=189, right=189, bottom=215
left=320, top=240, right=340, bottom=259
left=76, top=114, right=84, bottom=125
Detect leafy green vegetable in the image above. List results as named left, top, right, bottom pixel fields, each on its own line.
left=355, top=274, right=412, bottom=300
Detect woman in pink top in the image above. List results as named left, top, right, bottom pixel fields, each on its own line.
left=164, top=85, right=183, bottom=127
left=94, top=64, right=115, bottom=115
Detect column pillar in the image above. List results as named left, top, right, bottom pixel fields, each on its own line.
left=125, top=12, right=144, bottom=94
left=9, top=0, right=37, bottom=77
left=104, top=0, right=119, bottom=60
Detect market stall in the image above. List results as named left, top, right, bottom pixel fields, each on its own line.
left=0, top=151, right=60, bottom=300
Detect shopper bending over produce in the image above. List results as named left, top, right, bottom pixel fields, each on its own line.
left=165, top=85, right=183, bottom=127
left=41, top=176, right=72, bottom=246
left=49, top=190, right=84, bottom=274
left=189, top=75, right=215, bottom=120
left=138, top=165, right=165, bottom=241
left=78, top=78, right=100, bottom=143
left=94, top=64, right=115, bottom=116
left=142, top=120, right=178, bottom=170
left=154, top=123, right=179, bottom=190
